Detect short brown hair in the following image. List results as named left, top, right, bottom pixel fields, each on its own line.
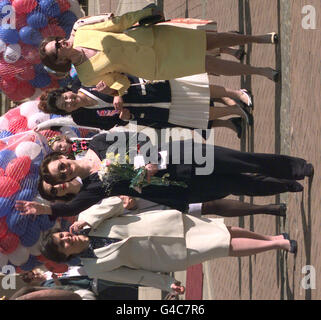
left=39, top=37, right=72, bottom=73
left=40, top=151, right=66, bottom=185
left=39, top=88, right=70, bottom=115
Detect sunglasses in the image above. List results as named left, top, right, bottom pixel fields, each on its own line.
left=54, top=38, right=62, bottom=60
left=58, top=161, right=67, bottom=180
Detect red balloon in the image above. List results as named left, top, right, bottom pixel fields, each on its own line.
left=38, top=129, right=61, bottom=139
left=8, top=115, right=28, bottom=134
left=7, top=134, right=35, bottom=151
left=20, top=44, right=41, bottom=64
left=0, top=140, right=7, bottom=151
left=0, top=168, right=4, bottom=176
left=0, top=77, right=18, bottom=95
left=4, top=107, right=21, bottom=121
left=14, top=60, right=36, bottom=81
left=15, top=14, right=27, bottom=30
left=0, top=177, right=20, bottom=197
left=5, top=156, right=31, bottom=182
left=40, top=24, right=66, bottom=39
left=12, top=81, right=36, bottom=101
left=44, top=261, right=68, bottom=273
left=56, top=0, right=71, bottom=12
left=0, top=217, right=8, bottom=239
left=0, top=60, right=20, bottom=78
left=12, top=0, right=37, bottom=14
left=0, top=231, right=19, bottom=254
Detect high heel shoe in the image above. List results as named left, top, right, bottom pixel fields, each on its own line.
left=267, top=32, right=279, bottom=44
left=234, top=48, right=246, bottom=61
left=240, top=89, right=254, bottom=109
left=235, top=104, right=254, bottom=126
left=282, top=232, right=289, bottom=240
left=289, top=240, right=298, bottom=255
left=278, top=203, right=287, bottom=217
left=272, top=69, right=280, bottom=82
left=304, top=163, right=314, bottom=178
left=230, top=117, right=243, bottom=138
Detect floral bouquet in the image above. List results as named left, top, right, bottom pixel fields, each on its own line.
left=98, top=152, right=188, bottom=194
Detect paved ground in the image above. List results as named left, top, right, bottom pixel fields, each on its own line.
left=94, top=0, right=320, bottom=300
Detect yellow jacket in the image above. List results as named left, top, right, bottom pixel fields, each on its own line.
left=74, top=8, right=206, bottom=96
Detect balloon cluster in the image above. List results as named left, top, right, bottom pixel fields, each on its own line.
left=0, top=0, right=81, bottom=102
left=0, top=100, right=90, bottom=273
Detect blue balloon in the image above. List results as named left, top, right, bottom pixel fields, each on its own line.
left=50, top=114, right=62, bottom=119
left=20, top=255, right=42, bottom=271
left=0, top=148, right=15, bottom=169
left=20, top=222, right=41, bottom=247
left=58, top=11, right=77, bottom=36
left=0, top=130, right=12, bottom=139
left=0, top=1, right=12, bottom=19
left=0, top=25, right=20, bottom=44
left=19, top=26, right=43, bottom=46
left=35, top=215, right=55, bottom=231
left=0, top=197, right=14, bottom=217
left=29, top=72, right=51, bottom=88
left=27, top=12, right=48, bottom=29
left=6, top=211, right=29, bottom=236
left=34, top=64, right=46, bottom=74
left=15, top=189, right=35, bottom=202
left=39, top=0, right=61, bottom=18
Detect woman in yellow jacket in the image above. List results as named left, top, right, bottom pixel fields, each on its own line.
left=40, top=7, right=279, bottom=96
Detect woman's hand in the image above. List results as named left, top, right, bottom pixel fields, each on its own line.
left=170, top=281, right=185, bottom=295
left=15, top=201, right=52, bottom=216
left=119, top=108, right=131, bottom=121
left=113, top=95, right=123, bottom=111
left=119, top=195, right=137, bottom=210
left=93, top=81, right=118, bottom=96
left=145, top=163, right=158, bottom=183
left=69, top=220, right=91, bottom=234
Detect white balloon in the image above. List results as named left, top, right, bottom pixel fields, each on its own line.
left=0, top=115, right=9, bottom=131
left=0, top=39, right=6, bottom=53
left=7, top=244, right=29, bottom=266
left=15, top=141, right=41, bottom=160
left=4, top=43, right=21, bottom=64
left=27, top=112, right=50, bottom=129
left=20, top=100, right=40, bottom=117
left=0, top=252, right=8, bottom=268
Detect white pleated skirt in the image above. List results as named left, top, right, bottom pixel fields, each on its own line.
left=168, top=73, right=211, bottom=129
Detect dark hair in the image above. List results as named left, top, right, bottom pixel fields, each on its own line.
left=40, top=228, right=70, bottom=263
left=39, top=36, right=72, bottom=73
left=39, top=88, right=70, bottom=115
left=37, top=176, right=76, bottom=202
left=40, top=151, right=67, bottom=185
left=20, top=272, right=34, bottom=284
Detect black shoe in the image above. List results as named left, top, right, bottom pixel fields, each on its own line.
left=236, top=104, right=254, bottom=126
left=272, top=70, right=280, bottom=82
left=282, top=232, right=289, bottom=240
left=289, top=240, right=297, bottom=255
left=235, top=48, right=246, bottom=61
left=288, top=181, right=303, bottom=192
left=304, top=163, right=314, bottom=178
left=230, top=117, right=243, bottom=138
left=240, top=89, right=254, bottom=109
left=279, top=203, right=287, bottom=217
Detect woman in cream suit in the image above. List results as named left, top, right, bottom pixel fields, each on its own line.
left=39, top=7, right=279, bottom=96
left=40, top=197, right=297, bottom=295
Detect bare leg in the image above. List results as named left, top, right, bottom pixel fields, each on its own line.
left=201, top=199, right=286, bottom=217
left=210, top=85, right=249, bottom=105
left=209, top=106, right=243, bottom=120
left=206, top=32, right=274, bottom=50
left=211, top=119, right=238, bottom=134
left=227, top=227, right=291, bottom=257
left=219, top=47, right=244, bottom=60
left=206, top=56, right=275, bottom=80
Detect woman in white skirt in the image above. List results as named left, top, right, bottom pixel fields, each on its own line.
left=38, top=73, right=251, bottom=136
left=40, top=197, right=297, bottom=295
